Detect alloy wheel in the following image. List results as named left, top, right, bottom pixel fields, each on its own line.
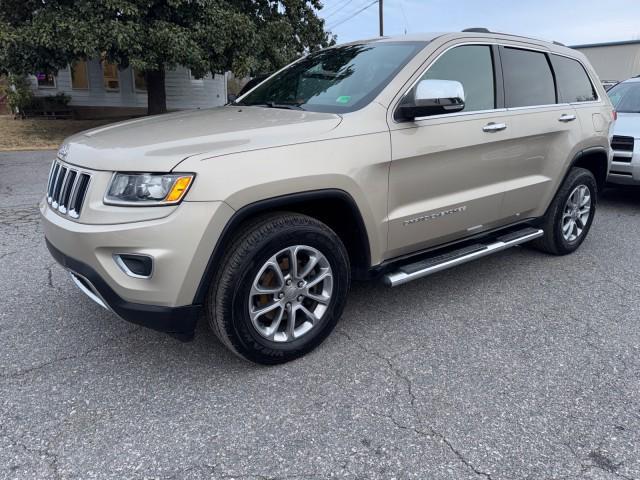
left=248, top=245, right=333, bottom=342
left=562, top=184, right=591, bottom=242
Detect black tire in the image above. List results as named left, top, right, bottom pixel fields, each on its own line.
left=207, top=212, right=350, bottom=365
left=532, top=167, right=597, bottom=255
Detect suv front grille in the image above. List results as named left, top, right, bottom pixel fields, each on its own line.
left=47, top=160, right=91, bottom=219
left=611, top=135, right=634, bottom=152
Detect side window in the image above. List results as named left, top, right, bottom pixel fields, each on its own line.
left=419, top=45, right=495, bottom=112
left=71, top=61, right=89, bottom=90
left=502, top=47, right=555, bottom=107
left=550, top=55, right=597, bottom=103
left=102, top=61, right=120, bottom=91
left=36, top=72, right=56, bottom=89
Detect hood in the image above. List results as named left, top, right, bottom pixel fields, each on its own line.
left=62, top=106, right=342, bottom=172
left=612, top=112, right=640, bottom=139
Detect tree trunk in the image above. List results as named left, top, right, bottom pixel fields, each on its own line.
left=146, top=68, right=167, bottom=115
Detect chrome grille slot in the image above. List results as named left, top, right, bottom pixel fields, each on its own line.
left=69, top=173, right=91, bottom=218
left=46, top=162, right=59, bottom=201
left=58, top=170, right=77, bottom=214
left=611, top=135, right=634, bottom=152
left=613, top=155, right=632, bottom=163
left=46, top=160, right=91, bottom=219
left=51, top=167, right=67, bottom=208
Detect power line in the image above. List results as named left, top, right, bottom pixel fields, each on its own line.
left=399, top=0, right=409, bottom=34
left=323, top=0, right=357, bottom=20
left=320, top=0, right=346, bottom=17
left=329, top=0, right=378, bottom=30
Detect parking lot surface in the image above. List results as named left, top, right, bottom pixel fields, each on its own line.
left=1, top=150, right=639, bottom=480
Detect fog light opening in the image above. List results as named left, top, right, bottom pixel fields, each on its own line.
left=114, top=253, right=154, bottom=279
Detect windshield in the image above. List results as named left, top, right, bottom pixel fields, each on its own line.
left=608, top=81, right=640, bottom=113
left=236, top=42, right=426, bottom=114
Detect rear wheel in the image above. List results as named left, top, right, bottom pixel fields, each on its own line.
left=207, top=213, right=350, bottom=364
left=533, top=167, right=597, bottom=255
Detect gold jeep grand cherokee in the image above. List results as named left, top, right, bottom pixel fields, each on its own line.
left=42, top=30, right=613, bottom=364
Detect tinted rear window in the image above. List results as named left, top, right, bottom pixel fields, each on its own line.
left=502, top=47, right=556, bottom=107
left=551, top=55, right=597, bottom=103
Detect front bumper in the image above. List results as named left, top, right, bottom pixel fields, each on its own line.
left=41, top=197, right=235, bottom=338
left=46, top=239, right=199, bottom=339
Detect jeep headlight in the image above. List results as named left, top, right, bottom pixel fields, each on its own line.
left=104, top=173, right=194, bottom=206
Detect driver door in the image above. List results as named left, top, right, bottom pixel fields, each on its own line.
left=386, top=43, right=516, bottom=259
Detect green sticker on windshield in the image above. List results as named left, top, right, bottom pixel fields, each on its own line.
left=336, top=95, right=351, bottom=104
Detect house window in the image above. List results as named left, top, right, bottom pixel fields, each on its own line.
left=36, top=72, right=56, bottom=88
left=102, top=62, right=120, bottom=91
left=188, top=69, right=204, bottom=85
left=133, top=69, right=146, bottom=91
left=70, top=61, right=89, bottom=89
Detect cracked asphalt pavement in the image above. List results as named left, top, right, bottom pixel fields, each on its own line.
left=2, top=150, right=640, bottom=480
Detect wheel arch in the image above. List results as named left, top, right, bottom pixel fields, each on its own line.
left=570, top=146, right=609, bottom=193
left=192, top=189, right=372, bottom=305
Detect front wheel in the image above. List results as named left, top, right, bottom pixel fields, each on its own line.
left=207, top=213, right=350, bottom=364
left=533, top=167, right=597, bottom=255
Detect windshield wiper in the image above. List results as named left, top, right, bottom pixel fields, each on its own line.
left=234, top=101, right=305, bottom=110
left=262, top=101, right=305, bottom=111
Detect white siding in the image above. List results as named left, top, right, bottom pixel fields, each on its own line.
left=166, top=68, right=227, bottom=109
left=28, top=61, right=227, bottom=110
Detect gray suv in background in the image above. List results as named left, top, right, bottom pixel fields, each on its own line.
left=608, top=77, right=640, bottom=185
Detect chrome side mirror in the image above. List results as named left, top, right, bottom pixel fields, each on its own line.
left=396, top=79, right=466, bottom=121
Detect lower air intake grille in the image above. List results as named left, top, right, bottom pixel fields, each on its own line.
left=47, top=160, right=91, bottom=218
left=611, top=135, right=634, bottom=152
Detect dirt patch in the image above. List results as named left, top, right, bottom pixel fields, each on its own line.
left=0, top=115, right=115, bottom=151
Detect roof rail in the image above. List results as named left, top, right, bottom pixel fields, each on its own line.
left=462, top=27, right=490, bottom=33
left=553, top=40, right=566, bottom=46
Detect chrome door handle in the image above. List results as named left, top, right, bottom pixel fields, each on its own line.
left=483, top=122, right=507, bottom=132
left=559, top=114, right=577, bottom=122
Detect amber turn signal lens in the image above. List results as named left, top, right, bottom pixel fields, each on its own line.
left=165, top=176, right=193, bottom=202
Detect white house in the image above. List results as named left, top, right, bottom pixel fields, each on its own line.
left=29, top=58, right=228, bottom=118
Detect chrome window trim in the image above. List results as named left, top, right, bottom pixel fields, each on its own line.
left=570, top=100, right=603, bottom=107
left=411, top=108, right=508, bottom=123
left=391, top=39, right=602, bottom=124
left=506, top=103, right=571, bottom=112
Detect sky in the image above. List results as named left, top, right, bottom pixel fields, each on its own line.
left=318, top=0, right=640, bottom=46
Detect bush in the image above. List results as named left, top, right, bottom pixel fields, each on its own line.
left=5, top=74, right=33, bottom=114
left=5, top=75, right=72, bottom=116
left=35, top=93, right=72, bottom=110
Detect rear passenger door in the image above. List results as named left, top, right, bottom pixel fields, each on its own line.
left=499, top=47, right=584, bottom=219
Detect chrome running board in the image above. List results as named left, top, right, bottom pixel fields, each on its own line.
left=384, top=227, right=543, bottom=287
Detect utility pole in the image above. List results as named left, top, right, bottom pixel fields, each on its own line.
left=379, top=0, right=384, bottom=36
